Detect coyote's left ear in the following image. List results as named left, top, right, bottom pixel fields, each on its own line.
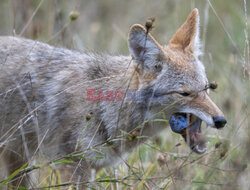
left=128, top=24, right=163, bottom=73
left=169, top=8, right=200, bottom=56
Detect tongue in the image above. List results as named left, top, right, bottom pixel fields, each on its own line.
left=191, top=134, right=207, bottom=154
left=181, top=117, right=208, bottom=154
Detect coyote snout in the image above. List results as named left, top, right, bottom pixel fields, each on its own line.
left=170, top=91, right=227, bottom=154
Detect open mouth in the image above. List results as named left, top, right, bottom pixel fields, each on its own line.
left=170, top=113, right=207, bottom=154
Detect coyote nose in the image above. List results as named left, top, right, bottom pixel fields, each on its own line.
left=213, top=116, right=227, bottom=128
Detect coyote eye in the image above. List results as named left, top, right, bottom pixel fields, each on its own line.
left=179, top=92, right=190, bottom=97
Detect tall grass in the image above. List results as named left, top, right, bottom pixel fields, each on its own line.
left=0, top=0, right=249, bottom=189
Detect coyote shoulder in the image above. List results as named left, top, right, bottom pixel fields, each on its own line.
left=0, top=8, right=226, bottom=188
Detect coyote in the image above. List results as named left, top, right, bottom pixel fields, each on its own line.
left=0, top=8, right=226, bottom=188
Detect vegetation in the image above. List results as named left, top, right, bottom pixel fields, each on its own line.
left=0, top=0, right=249, bottom=189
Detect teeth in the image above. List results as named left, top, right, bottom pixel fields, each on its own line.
left=195, top=144, right=207, bottom=154
left=187, top=113, right=191, bottom=123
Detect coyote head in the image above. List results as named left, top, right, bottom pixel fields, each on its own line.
left=128, top=9, right=227, bottom=154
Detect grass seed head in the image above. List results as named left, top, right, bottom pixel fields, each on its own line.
left=209, top=81, right=218, bottom=90
left=69, top=11, right=80, bottom=21
left=145, top=17, right=155, bottom=33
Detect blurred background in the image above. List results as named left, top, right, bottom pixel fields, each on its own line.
left=0, top=0, right=249, bottom=189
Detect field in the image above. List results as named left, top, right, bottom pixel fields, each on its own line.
left=0, top=0, right=249, bottom=189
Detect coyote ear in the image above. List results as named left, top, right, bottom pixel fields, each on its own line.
left=169, top=8, right=200, bottom=56
left=128, top=24, right=162, bottom=70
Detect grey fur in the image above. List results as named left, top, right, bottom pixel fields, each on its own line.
left=0, top=20, right=225, bottom=188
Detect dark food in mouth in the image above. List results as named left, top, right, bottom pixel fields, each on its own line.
left=170, top=113, right=188, bottom=133
left=170, top=113, right=207, bottom=154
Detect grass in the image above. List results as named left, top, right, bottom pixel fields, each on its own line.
left=0, top=0, right=249, bottom=189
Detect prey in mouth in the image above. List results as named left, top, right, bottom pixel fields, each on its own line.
left=170, top=113, right=208, bottom=154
